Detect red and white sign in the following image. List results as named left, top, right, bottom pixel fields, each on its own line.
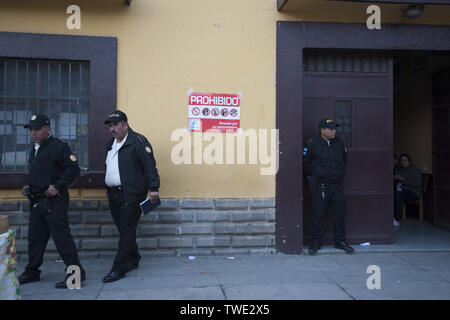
left=188, top=92, right=241, bottom=132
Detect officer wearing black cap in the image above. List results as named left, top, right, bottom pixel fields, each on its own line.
left=18, top=113, right=86, bottom=288
left=103, top=109, right=160, bottom=283
left=303, top=118, right=353, bottom=255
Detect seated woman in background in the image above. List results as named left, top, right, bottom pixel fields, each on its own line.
left=394, top=154, right=422, bottom=226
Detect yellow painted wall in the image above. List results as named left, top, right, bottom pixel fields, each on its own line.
left=0, top=0, right=278, bottom=199
left=1, top=0, right=449, bottom=200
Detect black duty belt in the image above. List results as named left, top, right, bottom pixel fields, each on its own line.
left=107, top=186, right=123, bottom=192
left=26, top=190, right=46, bottom=202
left=315, top=177, right=342, bottom=185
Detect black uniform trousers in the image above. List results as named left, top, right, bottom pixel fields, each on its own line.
left=311, top=182, right=346, bottom=245
left=394, top=190, right=419, bottom=221
left=107, top=188, right=143, bottom=274
left=25, top=191, right=84, bottom=277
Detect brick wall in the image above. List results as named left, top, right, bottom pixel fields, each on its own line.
left=0, top=198, right=276, bottom=260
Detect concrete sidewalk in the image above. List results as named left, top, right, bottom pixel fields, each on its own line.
left=15, top=220, right=450, bottom=300
left=16, top=250, right=450, bottom=300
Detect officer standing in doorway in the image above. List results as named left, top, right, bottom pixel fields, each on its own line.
left=18, top=113, right=86, bottom=288
left=103, top=110, right=160, bottom=283
left=303, top=118, right=354, bottom=255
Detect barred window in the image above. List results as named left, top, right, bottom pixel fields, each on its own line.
left=0, top=58, right=89, bottom=173
left=304, top=53, right=388, bottom=73
left=335, top=100, right=352, bottom=148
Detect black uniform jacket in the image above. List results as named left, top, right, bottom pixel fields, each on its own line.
left=105, top=128, right=160, bottom=203
left=397, top=165, right=422, bottom=198
left=26, top=135, right=80, bottom=194
left=303, top=135, right=348, bottom=184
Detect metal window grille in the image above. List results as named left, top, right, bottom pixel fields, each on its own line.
left=335, top=100, right=352, bottom=148
left=304, top=54, right=388, bottom=73
left=0, top=58, right=90, bottom=173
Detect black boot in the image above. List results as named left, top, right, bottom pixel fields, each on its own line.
left=334, top=241, right=354, bottom=254
left=18, top=273, right=40, bottom=285
left=308, top=242, right=321, bottom=255
left=102, top=271, right=125, bottom=283
left=55, top=270, right=86, bottom=289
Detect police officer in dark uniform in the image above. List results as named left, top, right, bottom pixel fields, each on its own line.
left=303, top=118, right=354, bottom=255
left=18, top=114, right=86, bottom=288
left=103, top=110, right=160, bottom=283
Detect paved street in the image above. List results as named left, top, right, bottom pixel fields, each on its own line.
left=16, top=250, right=450, bottom=300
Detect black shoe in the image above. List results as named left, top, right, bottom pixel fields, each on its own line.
left=102, top=271, right=125, bottom=283
left=129, top=264, right=138, bottom=271
left=127, top=262, right=139, bottom=272
left=308, top=244, right=321, bottom=255
left=18, top=273, right=40, bottom=285
left=55, top=272, right=86, bottom=289
left=335, top=241, right=354, bottom=254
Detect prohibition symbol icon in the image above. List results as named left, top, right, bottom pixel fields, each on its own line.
left=230, top=109, right=238, bottom=117
left=211, top=108, right=219, bottom=116
left=202, top=108, right=210, bottom=116
left=191, top=107, right=201, bottom=116
left=221, top=108, right=229, bottom=117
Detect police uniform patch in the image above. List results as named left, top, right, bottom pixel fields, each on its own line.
left=31, top=115, right=36, bottom=121
left=70, top=154, right=77, bottom=162
left=145, top=146, right=152, bottom=154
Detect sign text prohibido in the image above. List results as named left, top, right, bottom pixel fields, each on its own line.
left=188, top=92, right=241, bottom=132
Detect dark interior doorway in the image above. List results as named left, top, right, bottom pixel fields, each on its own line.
left=393, top=53, right=450, bottom=232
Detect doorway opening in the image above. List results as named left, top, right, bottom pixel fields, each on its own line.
left=300, top=50, right=450, bottom=249
left=276, top=21, right=450, bottom=253
left=393, top=53, right=450, bottom=234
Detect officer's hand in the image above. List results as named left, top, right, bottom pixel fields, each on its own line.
left=394, top=175, right=404, bottom=181
left=149, top=191, right=159, bottom=204
left=21, top=185, right=30, bottom=197
left=45, top=185, right=60, bottom=198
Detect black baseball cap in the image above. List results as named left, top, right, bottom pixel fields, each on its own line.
left=104, top=110, right=128, bottom=124
left=319, top=118, right=340, bottom=129
left=24, top=113, right=50, bottom=129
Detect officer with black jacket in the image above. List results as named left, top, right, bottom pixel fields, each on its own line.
left=18, top=113, right=86, bottom=288
left=303, top=118, right=354, bottom=255
left=103, top=110, right=160, bottom=283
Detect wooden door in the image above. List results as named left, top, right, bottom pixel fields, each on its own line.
left=302, top=52, right=394, bottom=244
left=432, top=69, right=450, bottom=229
